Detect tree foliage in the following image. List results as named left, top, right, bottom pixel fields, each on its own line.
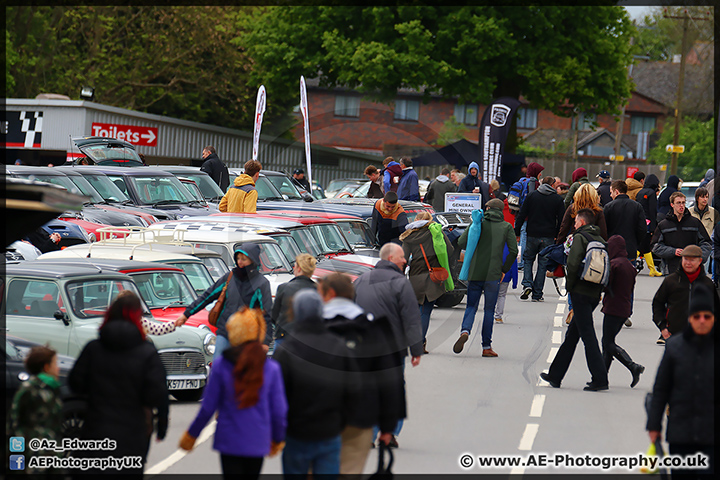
left=6, top=6, right=257, bottom=132
left=243, top=5, right=636, bottom=131
left=434, top=117, right=468, bottom=146
left=633, top=6, right=714, bottom=62
left=646, top=116, right=714, bottom=181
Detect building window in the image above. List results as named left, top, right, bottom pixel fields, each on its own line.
left=630, top=115, right=656, bottom=134
left=453, top=104, right=478, bottom=125
left=516, top=107, right=538, bottom=129
left=394, top=99, right=420, bottom=121
left=334, top=96, right=360, bottom=117
left=572, top=112, right=596, bottom=131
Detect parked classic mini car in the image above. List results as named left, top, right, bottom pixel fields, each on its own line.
left=3, top=262, right=214, bottom=401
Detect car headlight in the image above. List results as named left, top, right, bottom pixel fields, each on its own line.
left=203, top=333, right=216, bottom=356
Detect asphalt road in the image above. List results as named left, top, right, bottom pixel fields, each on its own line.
left=144, top=267, right=668, bottom=475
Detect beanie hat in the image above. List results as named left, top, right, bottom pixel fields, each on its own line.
left=688, top=282, right=714, bottom=316
left=681, top=245, right=703, bottom=257
left=293, top=289, right=324, bottom=324
left=572, top=168, right=587, bottom=183
left=485, top=198, right=504, bottom=211
left=527, top=162, right=544, bottom=179
left=226, top=305, right=266, bottom=346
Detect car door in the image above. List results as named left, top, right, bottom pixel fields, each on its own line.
left=4, top=277, right=73, bottom=356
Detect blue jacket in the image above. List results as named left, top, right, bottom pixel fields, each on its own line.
left=397, top=168, right=420, bottom=201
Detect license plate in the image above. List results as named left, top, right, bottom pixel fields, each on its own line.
left=167, top=379, right=200, bottom=390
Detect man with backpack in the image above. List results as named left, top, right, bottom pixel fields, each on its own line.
left=541, top=208, right=610, bottom=391
left=513, top=176, right=565, bottom=302
left=508, top=162, right=545, bottom=264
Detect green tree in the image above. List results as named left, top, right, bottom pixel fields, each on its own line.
left=434, top=116, right=468, bottom=146
left=6, top=6, right=258, bottom=133
left=633, top=6, right=713, bottom=62
left=243, top=5, right=636, bottom=150
left=646, top=116, right=714, bottom=181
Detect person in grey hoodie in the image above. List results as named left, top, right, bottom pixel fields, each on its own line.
left=423, top=167, right=457, bottom=212
left=513, top=176, right=566, bottom=302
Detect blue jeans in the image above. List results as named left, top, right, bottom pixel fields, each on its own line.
left=420, top=299, right=435, bottom=341
left=461, top=280, right=500, bottom=348
left=213, top=334, right=231, bottom=363
left=519, top=222, right=527, bottom=265
left=521, top=236, right=553, bottom=300
left=282, top=435, right=341, bottom=478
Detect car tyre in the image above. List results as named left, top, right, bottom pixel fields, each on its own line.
left=172, top=387, right=204, bottom=402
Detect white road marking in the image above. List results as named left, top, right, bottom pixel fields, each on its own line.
left=529, top=394, right=546, bottom=417
left=547, top=347, right=558, bottom=363
left=518, top=423, right=539, bottom=451
left=510, top=465, right=526, bottom=475
left=553, top=316, right=563, bottom=327
left=552, top=331, right=562, bottom=344
left=146, top=419, right=217, bottom=475
left=555, top=303, right=565, bottom=314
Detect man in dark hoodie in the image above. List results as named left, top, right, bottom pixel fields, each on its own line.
left=458, top=161, right=491, bottom=209
left=601, top=235, right=644, bottom=388
left=636, top=173, right=662, bottom=276
left=514, top=176, right=565, bottom=302
left=424, top=167, right=457, bottom=211
left=273, top=289, right=356, bottom=477
left=200, top=146, right=230, bottom=192
left=176, top=243, right=274, bottom=359
left=541, top=209, right=609, bottom=391
left=604, top=180, right=647, bottom=264
left=651, top=191, right=711, bottom=275
left=516, top=161, right=546, bottom=259
left=564, top=167, right=590, bottom=209
left=657, top=174, right=681, bottom=221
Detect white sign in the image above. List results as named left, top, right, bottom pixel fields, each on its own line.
left=445, top=193, right=482, bottom=214
left=252, top=86, right=266, bottom=161
left=299, top=76, right=312, bottom=188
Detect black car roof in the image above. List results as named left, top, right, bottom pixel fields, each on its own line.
left=53, top=165, right=110, bottom=176
left=155, top=166, right=209, bottom=174
left=73, top=136, right=136, bottom=149
left=5, top=165, right=71, bottom=176
left=90, top=166, right=176, bottom=176
left=5, top=261, right=132, bottom=279
left=35, top=258, right=184, bottom=273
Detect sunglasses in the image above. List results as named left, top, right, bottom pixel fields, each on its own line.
left=690, top=313, right=714, bottom=320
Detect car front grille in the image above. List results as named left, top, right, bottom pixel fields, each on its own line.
left=159, top=351, right=206, bottom=375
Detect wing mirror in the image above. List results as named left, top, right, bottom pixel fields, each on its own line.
left=54, top=310, right=70, bottom=326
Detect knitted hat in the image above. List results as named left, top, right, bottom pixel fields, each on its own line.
left=226, top=306, right=266, bottom=346
left=688, top=282, right=714, bottom=316
left=681, top=245, right=703, bottom=257
left=485, top=198, right=504, bottom=211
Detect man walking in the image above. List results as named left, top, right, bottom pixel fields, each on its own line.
left=424, top=167, right=456, bottom=212
left=397, top=157, right=420, bottom=202
left=321, top=273, right=405, bottom=469
left=541, top=209, right=609, bottom=391
left=370, top=191, right=408, bottom=246
left=354, top=242, right=423, bottom=447
left=364, top=165, right=384, bottom=199
left=651, top=191, right=712, bottom=274
left=651, top=245, right=718, bottom=344
left=603, top=180, right=647, bottom=265
left=514, top=176, right=565, bottom=302
left=453, top=198, right=517, bottom=357
left=596, top=170, right=612, bottom=207
left=219, top=160, right=262, bottom=213
left=200, top=146, right=230, bottom=192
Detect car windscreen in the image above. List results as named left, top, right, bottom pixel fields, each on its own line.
left=80, top=143, right=143, bottom=163
left=82, top=173, right=131, bottom=202
left=337, top=220, right=375, bottom=248
left=126, top=176, right=195, bottom=205
left=130, top=271, right=196, bottom=310
left=307, top=224, right=353, bottom=254
left=65, top=175, right=109, bottom=203
left=66, top=278, right=144, bottom=319
left=234, top=242, right=292, bottom=274
left=269, top=234, right=303, bottom=264
left=254, top=176, right=285, bottom=201
left=288, top=228, right=323, bottom=256
left=201, top=256, right=230, bottom=281
left=170, top=262, right=214, bottom=295
left=14, top=174, right=96, bottom=202
left=264, top=175, right=303, bottom=200
left=180, top=173, right=224, bottom=200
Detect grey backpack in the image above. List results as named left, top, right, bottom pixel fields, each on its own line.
left=577, top=231, right=610, bottom=286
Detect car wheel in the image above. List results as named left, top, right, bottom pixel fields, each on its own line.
left=434, top=291, right=465, bottom=308
left=61, top=398, right=87, bottom=439
left=172, top=388, right=204, bottom=402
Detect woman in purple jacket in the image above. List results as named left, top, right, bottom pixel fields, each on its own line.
left=179, top=307, right=288, bottom=478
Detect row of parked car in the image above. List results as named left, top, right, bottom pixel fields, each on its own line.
left=3, top=136, right=472, bottom=440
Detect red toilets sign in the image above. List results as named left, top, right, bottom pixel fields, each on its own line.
left=91, top=123, right=158, bottom=147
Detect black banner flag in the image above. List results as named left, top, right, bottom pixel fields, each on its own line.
left=478, top=97, right=521, bottom=183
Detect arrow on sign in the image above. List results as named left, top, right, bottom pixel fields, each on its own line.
left=141, top=130, right=156, bottom=144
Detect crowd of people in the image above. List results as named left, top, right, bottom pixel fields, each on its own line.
left=10, top=155, right=716, bottom=478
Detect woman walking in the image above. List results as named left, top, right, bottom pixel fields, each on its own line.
left=180, top=307, right=288, bottom=479
left=271, top=253, right=317, bottom=346
left=400, top=210, right=454, bottom=352
left=69, top=290, right=168, bottom=476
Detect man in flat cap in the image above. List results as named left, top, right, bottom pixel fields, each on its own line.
left=651, top=244, right=719, bottom=344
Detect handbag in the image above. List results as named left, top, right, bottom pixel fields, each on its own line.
left=368, top=443, right=394, bottom=479
left=208, top=271, right=233, bottom=327
left=420, top=244, right=449, bottom=284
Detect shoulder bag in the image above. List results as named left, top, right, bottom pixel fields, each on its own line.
left=208, top=271, right=233, bottom=327
left=420, top=244, right=449, bottom=283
